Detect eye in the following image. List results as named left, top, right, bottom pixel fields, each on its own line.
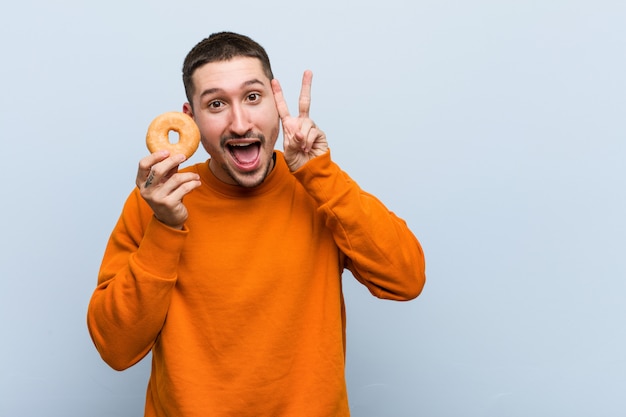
left=246, top=93, right=260, bottom=102
left=208, top=100, right=224, bottom=110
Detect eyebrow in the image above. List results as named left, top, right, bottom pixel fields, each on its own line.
left=199, top=78, right=266, bottom=100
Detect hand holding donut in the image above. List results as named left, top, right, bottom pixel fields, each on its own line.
left=271, top=71, right=328, bottom=172
left=136, top=151, right=202, bottom=230
left=137, top=112, right=203, bottom=229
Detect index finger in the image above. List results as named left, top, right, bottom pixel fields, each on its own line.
left=299, top=70, right=313, bottom=118
left=271, top=78, right=291, bottom=120
left=138, top=150, right=170, bottom=175
left=136, top=151, right=185, bottom=186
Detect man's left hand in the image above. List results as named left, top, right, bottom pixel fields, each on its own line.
left=272, top=70, right=328, bottom=172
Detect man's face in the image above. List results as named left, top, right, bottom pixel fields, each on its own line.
left=184, top=57, right=279, bottom=188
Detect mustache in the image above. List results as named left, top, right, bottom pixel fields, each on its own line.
left=220, top=132, right=265, bottom=147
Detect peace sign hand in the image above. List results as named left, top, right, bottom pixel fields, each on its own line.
left=271, top=70, right=328, bottom=172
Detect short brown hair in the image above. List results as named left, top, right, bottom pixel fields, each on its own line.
left=182, top=32, right=274, bottom=105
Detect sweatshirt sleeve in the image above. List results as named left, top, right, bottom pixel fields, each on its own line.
left=87, top=189, right=186, bottom=370
left=293, top=150, right=426, bottom=301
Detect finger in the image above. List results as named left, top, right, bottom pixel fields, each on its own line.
left=136, top=150, right=170, bottom=187
left=149, top=175, right=201, bottom=229
left=154, top=172, right=201, bottom=199
left=298, top=119, right=316, bottom=151
left=138, top=153, right=186, bottom=189
left=271, top=79, right=291, bottom=120
left=298, top=70, right=313, bottom=118
left=163, top=173, right=202, bottom=201
left=140, top=173, right=200, bottom=223
left=138, top=150, right=169, bottom=173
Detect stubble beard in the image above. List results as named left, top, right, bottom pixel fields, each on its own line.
left=220, top=132, right=275, bottom=188
left=222, top=153, right=275, bottom=188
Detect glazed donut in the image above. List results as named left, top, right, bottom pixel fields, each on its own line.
left=146, top=111, right=201, bottom=159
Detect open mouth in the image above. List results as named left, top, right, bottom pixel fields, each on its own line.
left=227, top=141, right=262, bottom=168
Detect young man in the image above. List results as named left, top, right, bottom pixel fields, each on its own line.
left=88, top=32, right=426, bottom=417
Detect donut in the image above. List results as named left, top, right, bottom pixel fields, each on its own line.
left=146, top=111, right=201, bottom=159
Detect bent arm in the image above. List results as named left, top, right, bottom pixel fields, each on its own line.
left=294, top=150, right=426, bottom=300
left=87, top=190, right=185, bottom=370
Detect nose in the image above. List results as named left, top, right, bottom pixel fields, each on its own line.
left=229, top=103, right=252, bottom=136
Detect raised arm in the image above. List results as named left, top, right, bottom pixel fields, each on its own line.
left=273, top=71, right=425, bottom=300
left=294, top=152, right=426, bottom=300
left=87, top=152, right=199, bottom=370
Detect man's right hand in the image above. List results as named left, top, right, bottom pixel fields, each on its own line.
left=136, top=150, right=202, bottom=229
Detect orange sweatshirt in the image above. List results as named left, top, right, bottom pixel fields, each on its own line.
left=87, top=150, right=425, bottom=417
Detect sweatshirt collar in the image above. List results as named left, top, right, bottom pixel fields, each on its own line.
left=196, top=151, right=290, bottom=198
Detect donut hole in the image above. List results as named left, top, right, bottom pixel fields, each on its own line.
left=168, top=130, right=180, bottom=144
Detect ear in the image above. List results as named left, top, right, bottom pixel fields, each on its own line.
left=182, top=102, right=193, bottom=118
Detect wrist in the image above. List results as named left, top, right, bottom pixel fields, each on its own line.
left=153, top=214, right=185, bottom=230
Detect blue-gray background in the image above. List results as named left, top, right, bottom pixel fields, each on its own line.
left=1, top=1, right=625, bottom=416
